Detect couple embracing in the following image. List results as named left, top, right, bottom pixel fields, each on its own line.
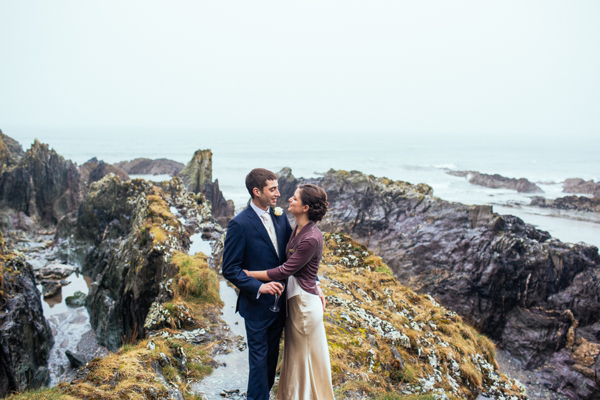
left=222, top=168, right=335, bottom=400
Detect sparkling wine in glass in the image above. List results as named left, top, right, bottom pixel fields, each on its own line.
left=269, top=282, right=285, bottom=312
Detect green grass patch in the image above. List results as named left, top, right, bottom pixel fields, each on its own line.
left=375, top=266, right=393, bottom=276
left=171, top=252, right=221, bottom=304
left=5, top=388, right=75, bottom=400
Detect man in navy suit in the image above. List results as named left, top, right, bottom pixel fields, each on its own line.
left=222, top=168, right=292, bottom=400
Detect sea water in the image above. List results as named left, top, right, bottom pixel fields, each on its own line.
left=6, top=126, right=600, bottom=247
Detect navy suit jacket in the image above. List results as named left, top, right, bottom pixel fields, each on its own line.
left=222, top=206, right=292, bottom=322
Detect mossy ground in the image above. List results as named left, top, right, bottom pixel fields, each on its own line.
left=7, top=337, right=215, bottom=400
left=6, top=226, right=524, bottom=399
left=320, top=233, right=525, bottom=399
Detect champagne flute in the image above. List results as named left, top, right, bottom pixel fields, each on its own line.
left=269, top=282, right=285, bottom=312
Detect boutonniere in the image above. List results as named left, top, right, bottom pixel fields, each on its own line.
left=273, top=206, right=283, bottom=217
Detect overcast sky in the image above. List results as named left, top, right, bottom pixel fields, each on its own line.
left=1, top=1, right=599, bottom=138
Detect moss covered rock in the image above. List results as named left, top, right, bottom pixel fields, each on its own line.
left=321, top=233, right=525, bottom=399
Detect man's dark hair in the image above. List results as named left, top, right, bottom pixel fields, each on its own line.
left=246, top=168, right=277, bottom=198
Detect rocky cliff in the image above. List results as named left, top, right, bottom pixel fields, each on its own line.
left=8, top=229, right=527, bottom=399
left=279, top=168, right=600, bottom=399
left=64, top=174, right=220, bottom=351
left=0, top=231, right=54, bottom=397
left=0, top=135, right=82, bottom=228
left=179, top=149, right=234, bottom=227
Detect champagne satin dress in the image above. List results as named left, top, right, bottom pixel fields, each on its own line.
left=266, top=222, right=335, bottom=399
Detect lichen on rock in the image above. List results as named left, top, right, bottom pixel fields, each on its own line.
left=321, top=233, right=525, bottom=399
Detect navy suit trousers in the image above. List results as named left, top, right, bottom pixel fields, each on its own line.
left=245, top=312, right=286, bottom=400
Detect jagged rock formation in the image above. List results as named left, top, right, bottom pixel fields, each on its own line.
left=447, top=170, right=543, bottom=193
left=563, top=178, right=600, bottom=197
left=278, top=168, right=600, bottom=399
left=0, top=130, right=24, bottom=174
left=180, top=149, right=213, bottom=194
left=64, top=174, right=219, bottom=350
left=78, top=157, right=129, bottom=185
left=114, top=158, right=185, bottom=176
left=0, top=135, right=82, bottom=228
left=0, top=234, right=54, bottom=397
left=179, top=149, right=234, bottom=227
left=531, top=195, right=600, bottom=214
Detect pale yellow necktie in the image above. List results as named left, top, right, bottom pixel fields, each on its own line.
left=261, top=213, right=279, bottom=256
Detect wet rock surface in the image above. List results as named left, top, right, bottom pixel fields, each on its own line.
left=7, top=229, right=107, bottom=387
left=531, top=195, right=600, bottom=214
left=279, top=168, right=600, bottom=399
left=0, top=242, right=54, bottom=396
left=65, top=291, right=86, bottom=308
left=447, top=170, right=544, bottom=193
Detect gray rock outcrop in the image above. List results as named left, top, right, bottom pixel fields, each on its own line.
left=531, top=195, right=600, bottom=214
left=447, top=170, right=543, bottom=193
left=0, top=241, right=54, bottom=396
left=0, top=135, right=82, bottom=228
left=179, top=149, right=234, bottom=227
left=65, top=174, right=218, bottom=351
left=79, top=157, right=129, bottom=186
left=71, top=175, right=184, bottom=350
left=0, top=130, right=24, bottom=173
left=563, top=178, right=600, bottom=197
left=278, top=168, right=600, bottom=399
left=114, top=158, right=184, bottom=176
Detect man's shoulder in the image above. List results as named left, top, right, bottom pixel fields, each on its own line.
left=230, top=207, right=252, bottom=225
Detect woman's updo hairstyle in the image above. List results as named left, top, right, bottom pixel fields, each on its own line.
left=298, top=184, right=328, bottom=222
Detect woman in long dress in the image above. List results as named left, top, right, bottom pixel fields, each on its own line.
left=244, top=183, right=334, bottom=400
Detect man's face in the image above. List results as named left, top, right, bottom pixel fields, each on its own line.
left=254, top=179, right=280, bottom=209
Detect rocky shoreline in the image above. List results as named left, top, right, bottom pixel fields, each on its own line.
left=1, top=130, right=599, bottom=399
left=531, top=195, right=600, bottom=214
left=278, top=168, right=600, bottom=399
